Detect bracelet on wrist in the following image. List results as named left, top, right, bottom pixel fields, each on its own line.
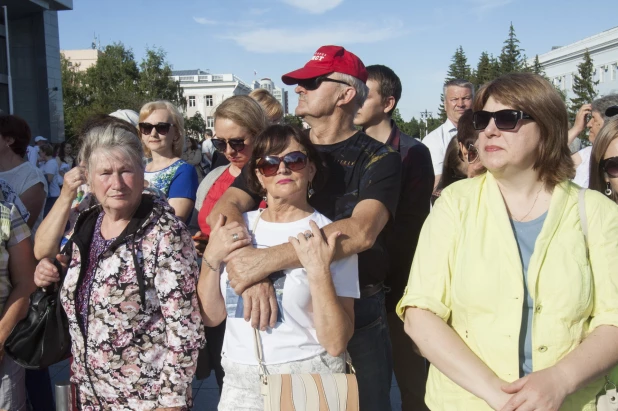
left=202, top=258, right=219, bottom=272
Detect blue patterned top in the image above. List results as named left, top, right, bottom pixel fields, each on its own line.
left=144, top=159, right=198, bottom=201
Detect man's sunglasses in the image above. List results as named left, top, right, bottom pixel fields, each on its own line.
left=256, top=151, right=308, bottom=177
left=212, top=138, right=246, bottom=153
left=297, top=76, right=351, bottom=91
left=601, top=156, right=618, bottom=178
left=139, top=122, right=174, bottom=135
left=473, top=110, right=534, bottom=131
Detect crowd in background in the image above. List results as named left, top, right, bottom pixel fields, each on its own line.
left=0, top=43, right=616, bottom=411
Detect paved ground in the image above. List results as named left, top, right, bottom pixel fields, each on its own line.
left=50, top=359, right=403, bottom=410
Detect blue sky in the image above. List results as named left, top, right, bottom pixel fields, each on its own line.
left=59, top=0, right=617, bottom=121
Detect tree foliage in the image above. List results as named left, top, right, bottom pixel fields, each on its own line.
left=498, top=23, right=525, bottom=75
left=282, top=114, right=304, bottom=127
left=569, top=49, right=599, bottom=139
left=185, top=112, right=206, bottom=139
left=61, top=42, right=185, bottom=139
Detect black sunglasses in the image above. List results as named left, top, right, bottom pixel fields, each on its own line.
left=601, top=156, right=618, bottom=178
left=211, top=138, right=246, bottom=153
left=473, top=110, right=534, bottom=130
left=256, top=151, right=308, bottom=177
left=297, top=76, right=351, bottom=91
left=139, top=122, right=174, bottom=135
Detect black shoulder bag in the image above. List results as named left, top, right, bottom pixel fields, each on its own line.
left=4, top=242, right=72, bottom=369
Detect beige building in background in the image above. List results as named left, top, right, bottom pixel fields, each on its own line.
left=60, top=48, right=102, bottom=71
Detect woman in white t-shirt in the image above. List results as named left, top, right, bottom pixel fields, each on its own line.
left=198, top=125, right=359, bottom=411
left=0, top=115, right=47, bottom=233
left=38, top=144, right=60, bottom=216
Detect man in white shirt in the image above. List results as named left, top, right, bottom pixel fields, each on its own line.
left=26, top=136, right=47, bottom=166
left=423, top=79, right=474, bottom=188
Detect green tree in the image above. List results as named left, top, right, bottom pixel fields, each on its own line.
left=569, top=49, right=599, bottom=138
left=499, top=23, right=525, bottom=75
left=82, top=43, right=142, bottom=112
left=392, top=108, right=406, bottom=130
left=531, top=54, right=545, bottom=76
left=61, top=55, right=89, bottom=139
left=407, top=117, right=421, bottom=138
left=282, top=114, right=303, bottom=127
left=473, top=52, right=494, bottom=88
left=185, top=112, right=206, bottom=138
left=139, top=47, right=186, bottom=110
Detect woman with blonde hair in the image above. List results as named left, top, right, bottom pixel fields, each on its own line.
left=589, top=116, right=618, bottom=204
left=139, top=100, right=198, bottom=221
left=399, top=72, right=618, bottom=411
left=191, top=95, right=268, bottom=391
left=249, top=88, right=284, bottom=124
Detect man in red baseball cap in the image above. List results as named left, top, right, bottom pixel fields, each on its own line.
left=208, top=45, right=402, bottom=410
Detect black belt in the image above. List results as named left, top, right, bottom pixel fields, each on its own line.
left=360, top=282, right=383, bottom=298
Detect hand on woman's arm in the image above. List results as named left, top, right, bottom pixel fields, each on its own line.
left=404, top=307, right=512, bottom=410
left=500, top=325, right=618, bottom=411
left=198, top=214, right=250, bottom=326
left=34, top=166, right=86, bottom=259
left=290, top=221, right=354, bottom=357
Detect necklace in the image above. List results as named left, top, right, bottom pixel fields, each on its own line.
left=511, top=185, right=543, bottom=222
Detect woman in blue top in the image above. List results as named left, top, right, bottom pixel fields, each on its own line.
left=139, top=100, right=198, bottom=222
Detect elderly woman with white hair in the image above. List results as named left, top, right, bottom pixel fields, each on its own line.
left=33, top=116, right=203, bottom=409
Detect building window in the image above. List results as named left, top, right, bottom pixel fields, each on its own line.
left=189, top=96, right=196, bottom=107
left=206, top=95, right=214, bottom=106
left=207, top=116, right=214, bottom=128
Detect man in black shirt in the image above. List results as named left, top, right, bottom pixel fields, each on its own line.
left=208, top=45, right=401, bottom=410
left=355, top=64, right=434, bottom=411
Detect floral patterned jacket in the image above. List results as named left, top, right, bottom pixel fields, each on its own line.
left=60, top=195, right=204, bottom=410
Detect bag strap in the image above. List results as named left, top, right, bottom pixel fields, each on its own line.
left=253, top=328, right=268, bottom=383
left=578, top=188, right=589, bottom=259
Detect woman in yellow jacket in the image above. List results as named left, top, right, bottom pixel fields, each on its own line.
left=398, top=72, right=618, bottom=411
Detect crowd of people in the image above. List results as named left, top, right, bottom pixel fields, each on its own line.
left=0, top=43, right=616, bottom=411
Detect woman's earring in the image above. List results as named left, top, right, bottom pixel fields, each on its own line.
left=262, top=195, right=267, bottom=204
left=605, top=182, right=613, bottom=196
left=308, top=181, right=315, bottom=198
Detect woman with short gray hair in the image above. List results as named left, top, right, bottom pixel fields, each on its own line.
left=33, top=117, right=204, bottom=409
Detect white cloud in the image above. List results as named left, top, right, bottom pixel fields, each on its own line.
left=467, top=0, right=513, bottom=12
left=224, top=21, right=403, bottom=54
left=193, top=16, right=218, bottom=25
left=280, top=0, right=344, bottom=14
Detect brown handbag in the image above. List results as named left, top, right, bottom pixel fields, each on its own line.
left=253, top=320, right=359, bottom=411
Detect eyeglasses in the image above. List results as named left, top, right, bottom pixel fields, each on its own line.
left=211, top=138, right=246, bottom=153
left=473, top=110, right=534, bottom=130
left=601, top=156, right=618, bottom=178
left=466, top=144, right=480, bottom=164
left=297, top=76, right=351, bottom=91
left=256, top=151, right=308, bottom=177
left=139, top=122, right=174, bottom=135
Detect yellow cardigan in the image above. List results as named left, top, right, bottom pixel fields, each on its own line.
left=397, top=172, right=618, bottom=411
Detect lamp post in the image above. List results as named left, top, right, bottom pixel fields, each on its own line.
left=420, top=109, right=432, bottom=139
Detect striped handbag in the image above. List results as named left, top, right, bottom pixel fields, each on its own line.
left=253, top=328, right=360, bottom=411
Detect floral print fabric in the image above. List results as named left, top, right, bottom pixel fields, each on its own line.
left=60, top=196, right=204, bottom=410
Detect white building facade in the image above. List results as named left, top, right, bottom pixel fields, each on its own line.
left=534, top=27, right=618, bottom=101
left=171, top=69, right=253, bottom=131
left=252, top=78, right=289, bottom=115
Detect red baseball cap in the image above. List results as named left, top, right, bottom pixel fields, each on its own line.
left=282, top=45, right=368, bottom=85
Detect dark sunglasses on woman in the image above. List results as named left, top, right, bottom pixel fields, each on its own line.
left=139, top=122, right=174, bottom=135
left=473, top=110, right=533, bottom=131
left=297, top=76, right=351, bottom=91
left=601, top=156, right=618, bottom=178
left=256, top=151, right=308, bottom=177
left=211, top=138, right=246, bottom=153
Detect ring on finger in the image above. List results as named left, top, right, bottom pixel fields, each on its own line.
left=304, top=232, right=314, bottom=239
left=232, top=233, right=239, bottom=242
